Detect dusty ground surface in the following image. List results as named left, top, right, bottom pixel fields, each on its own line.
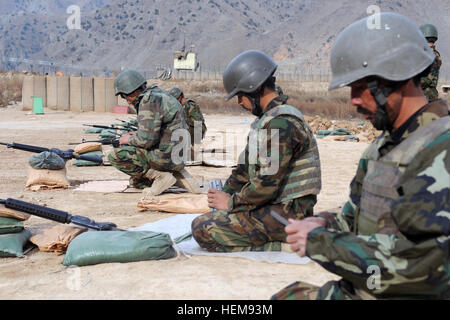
left=0, top=106, right=369, bottom=300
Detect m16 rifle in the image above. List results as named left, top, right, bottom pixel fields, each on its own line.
left=68, top=138, right=120, bottom=148
left=83, top=124, right=136, bottom=132
left=0, top=142, right=104, bottom=164
left=0, top=198, right=121, bottom=231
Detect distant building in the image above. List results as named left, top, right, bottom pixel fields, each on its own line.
left=173, top=45, right=199, bottom=71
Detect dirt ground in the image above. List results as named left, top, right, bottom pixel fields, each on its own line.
left=0, top=105, right=369, bottom=300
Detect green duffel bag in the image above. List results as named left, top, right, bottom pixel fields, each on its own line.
left=72, top=151, right=104, bottom=167
left=0, top=229, right=32, bottom=257
left=62, top=230, right=177, bottom=267
left=0, top=217, right=24, bottom=235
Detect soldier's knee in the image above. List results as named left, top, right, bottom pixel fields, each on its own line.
left=191, top=214, right=216, bottom=249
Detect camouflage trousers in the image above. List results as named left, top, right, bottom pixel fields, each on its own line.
left=191, top=198, right=314, bottom=253
left=108, top=146, right=184, bottom=189
left=271, top=279, right=376, bottom=300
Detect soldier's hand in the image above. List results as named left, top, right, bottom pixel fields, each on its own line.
left=285, top=217, right=326, bottom=257
left=207, top=189, right=230, bottom=210
left=119, top=133, right=131, bottom=146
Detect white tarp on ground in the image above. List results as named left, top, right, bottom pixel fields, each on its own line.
left=130, top=214, right=310, bottom=265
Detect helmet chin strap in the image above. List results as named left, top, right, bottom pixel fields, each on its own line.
left=244, top=88, right=264, bottom=117
left=366, top=78, right=396, bottom=132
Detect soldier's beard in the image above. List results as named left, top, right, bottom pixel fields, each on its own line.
left=372, top=107, right=392, bottom=132
left=357, top=106, right=392, bottom=132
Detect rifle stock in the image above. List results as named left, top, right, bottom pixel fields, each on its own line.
left=0, top=198, right=121, bottom=231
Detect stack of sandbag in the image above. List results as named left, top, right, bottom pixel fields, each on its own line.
left=0, top=204, right=32, bottom=258
left=26, top=151, right=69, bottom=191
left=72, top=142, right=104, bottom=167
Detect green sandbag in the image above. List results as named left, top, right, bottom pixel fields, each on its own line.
left=0, top=217, right=24, bottom=235
left=62, top=231, right=177, bottom=266
left=72, top=151, right=104, bottom=167
left=99, top=129, right=118, bottom=139
left=84, top=128, right=103, bottom=134
left=0, top=229, right=32, bottom=257
left=29, top=151, right=66, bottom=170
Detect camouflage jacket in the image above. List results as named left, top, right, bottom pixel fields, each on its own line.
left=307, top=99, right=450, bottom=299
left=421, top=46, right=442, bottom=102
left=128, top=86, right=187, bottom=154
left=223, top=97, right=318, bottom=213
left=184, top=98, right=207, bottom=139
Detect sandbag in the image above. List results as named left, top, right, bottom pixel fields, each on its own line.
left=0, top=204, right=31, bottom=221
left=0, top=217, right=24, bottom=235
left=84, top=128, right=103, bottom=134
left=30, top=225, right=87, bottom=254
left=25, top=166, right=69, bottom=191
left=62, top=231, right=177, bottom=266
left=99, top=129, right=118, bottom=139
left=0, top=229, right=32, bottom=257
left=137, top=193, right=210, bottom=213
left=72, top=151, right=104, bottom=167
left=73, top=142, right=102, bottom=155
left=28, top=151, right=66, bottom=170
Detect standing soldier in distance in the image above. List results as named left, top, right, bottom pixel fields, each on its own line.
left=169, top=87, right=207, bottom=162
left=272, top=12, right=449, bottom=300
left=420, top=24, right=442, bottom=102
left=109, top=70, right=201, bottom=197
left=191, top=50, right=322, bottom=252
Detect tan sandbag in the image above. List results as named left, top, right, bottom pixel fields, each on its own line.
left=25, top=166, right=69, bottom=191
left=29, top=225, right=87, bottom=254
left=74, top=142, right=102, bottom=154
left=0, top=205, right=31, bottom=221
left=137, top=193, right=210, bottom=214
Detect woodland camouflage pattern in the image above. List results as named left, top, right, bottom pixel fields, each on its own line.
left=108, top=86, right=187, bottom=188
left=183, top=98, right=207, bottom=144
left=192, top=97, right=319, bottom=252
left=421, top=46, right=442, bottom=102
left=273, top=100, right=450, bottom=300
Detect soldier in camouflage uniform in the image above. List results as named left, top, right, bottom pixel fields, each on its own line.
left=420, top=24, right=442, bottom=102
left=275, top=85, right=289, bottom=104
left=191, top=50, right=322, bottom=252
left=109, top=70, right=201, bottom=196
left=169, top=87, right=207, bottom=161
left=272, top=13, right=449, bottom=300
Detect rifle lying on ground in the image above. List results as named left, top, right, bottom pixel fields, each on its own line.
left=83, top=124, right=137, bottom=132
left=0, top=142, right=104, bottom=164
left=0, top=198, right=122, bottom=231
left=68, top=138, right=120, bottom=148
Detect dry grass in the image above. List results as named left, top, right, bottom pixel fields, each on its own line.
left=0, top=72, right=23, bottom=108
left=159, top=79, right=360, bottom=119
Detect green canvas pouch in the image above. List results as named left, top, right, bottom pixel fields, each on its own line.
left=0, top=229, right=32, bottom=257
left=0, top=217, right=24, bottom=235
left=62, top=230, right=177, bottom=266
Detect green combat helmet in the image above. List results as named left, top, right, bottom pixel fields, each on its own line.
left=329, top=12, right=434, bottom=90
left=329, top=12, right=435, bottom=131
left=114, top=70, right=147, bottom=96
left=420, top=24, right=438, bottom=42
left=169, top=87, right=183, bottom=100
left=223, top=50, right=277, bottom=101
